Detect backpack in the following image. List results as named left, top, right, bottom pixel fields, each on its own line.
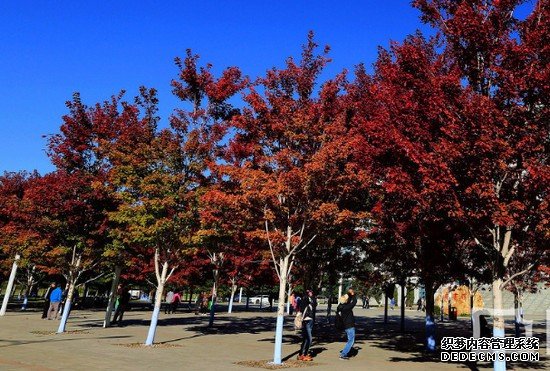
left=294, top=312, right=303, bottom=330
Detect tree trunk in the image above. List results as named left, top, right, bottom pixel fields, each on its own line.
left=273, top=255, right=289, bottom=365
left=145, top=261, right=168, bottom=346
left=425, top=281, right=436, bottom=351
left=384, top=294, right=388, bottom=325
left=208, top=268, right=219, bottom=327
left=21, top=268, right=35, bottom=311
left=469, top=281, right=475, bottom=332
left=57, top=279, right=77, bottom=333
left=440, top=284, right=445, bottom=322
left=326, top=271, right=336, bottom=320
left=338, top=274, right=343, bottom=299
left=188, top=286, right=194, bottom=305
left=400, top=282, right=405, bottom=332
left=228, top=279, right=237, bottom=314
left=103, top=266, right=121, bottom=327
left=492, top=278, right=506, bottom=371
left=0, top=254, right=20, bottom=316
left=259, top=285, right=264, bottom=310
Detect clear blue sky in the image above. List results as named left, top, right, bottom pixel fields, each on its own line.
left=0, top=1, right=532, bottom=174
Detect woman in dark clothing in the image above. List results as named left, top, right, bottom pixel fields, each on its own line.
left=337, top=288, right=357, bottom=360
left=297, top=290, right=317, bottom=361
left=41, top=283, right=55, bottom=319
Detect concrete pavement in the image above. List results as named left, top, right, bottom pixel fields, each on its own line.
left=0, top=305, right=547, bottom=370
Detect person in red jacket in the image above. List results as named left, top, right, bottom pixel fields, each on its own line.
left=169, top=291, right=181, bottom=314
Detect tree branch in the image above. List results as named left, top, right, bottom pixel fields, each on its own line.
left=145, top=277, right=156, bottom=288
left=165, top=265, right=178, bottom=283
left=501, top=227, right=512, bottom=261
left=290, top=234, right=317, bottom=256
left=265, top=219, right=281, bottom=278
left=154, top=248, right=161, bottom=284
left=76, top=272, right=107, bottom=287
left=503, top=244, right=515, bottom=267
left=500, top=264, right=535, bottom=291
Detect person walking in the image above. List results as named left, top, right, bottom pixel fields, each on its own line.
left=337, top=288, right=357, bottom=360
left=112, top=285, right=131, bottom=326
left=194, top=292, right=202, bottom=315
left=201, top=292, right=209, bottom=314
left=169, top=290, right=181, bottom=314
left=268, top=292, right=275, bottom=311
left=47, top=283, right=63, bottom=320
left=41, top=283, right=55, bottom=319
left=164, top=290, right=174, bottom=314
left=289, top=292, right=295, bottom=315
left=297, top=290, right=317, bottom=361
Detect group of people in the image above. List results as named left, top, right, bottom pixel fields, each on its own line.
left=41, top=282, right=63, bottom=320
left=111, top=284, right=131, bottom=326
left=293, top=287, right=357, bottom=362
left=40, top=281, right=359, bottom=361
left=361, top=295, right=370, bottom=309
left=163, top=289, right=182, bottom=314
left=416, top=297, right=426, bottom=311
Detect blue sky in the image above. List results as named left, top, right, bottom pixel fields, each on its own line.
left=0, top=1, right=534, bottom=174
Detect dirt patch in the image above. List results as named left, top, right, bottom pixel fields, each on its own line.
left=115, top=343, right=183, bottom=349
left=235, top=360, right=318, bottom=369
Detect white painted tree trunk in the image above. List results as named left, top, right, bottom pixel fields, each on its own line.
left=228, top=279, right=237, bottom=314
left=145, top=256, right=171, bottom=346
left=103, top=266, right=122, bottom=327
left=338, top=274, right=343, bottom=299
left=265, top=218, right=315, bottom=365
left=493, top=278, right=505, bottom=371
left=238, top=287, right=243, bottom=303
left=21, top=272, right=34, bottom=310
left=0, top=254, right=20, bottom=316
left=208, top=268, right=219, bottom=327
left=273, top=255, right=289, bottom=365
left=57, top=279, right=76, bottom=333
left=145, top=281, right=165, bottom=345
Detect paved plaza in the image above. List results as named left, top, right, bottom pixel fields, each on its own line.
left=0, top=305, right=547, bottom=371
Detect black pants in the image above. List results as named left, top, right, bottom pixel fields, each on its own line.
left=169, top=302, right=178, bottom=313
left=42, top=300, right=50, bottom=318
left=112, top=306, right=126, bottom=325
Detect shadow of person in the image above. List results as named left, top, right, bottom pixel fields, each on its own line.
left=348, top=346, right=362, bottom=358
left=309, top=347, right=327, bottom=357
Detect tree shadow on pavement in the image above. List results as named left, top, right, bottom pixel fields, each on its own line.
left=362, top=314, right=548, bottom=370
left=0, top=335, right=132, bottom=348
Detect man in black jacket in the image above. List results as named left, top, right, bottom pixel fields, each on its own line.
left=41, top=283, right=55, bottom=319
left=337, top=288, right=357, bottom=360
left=112, top=285, right=131, bottom=326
